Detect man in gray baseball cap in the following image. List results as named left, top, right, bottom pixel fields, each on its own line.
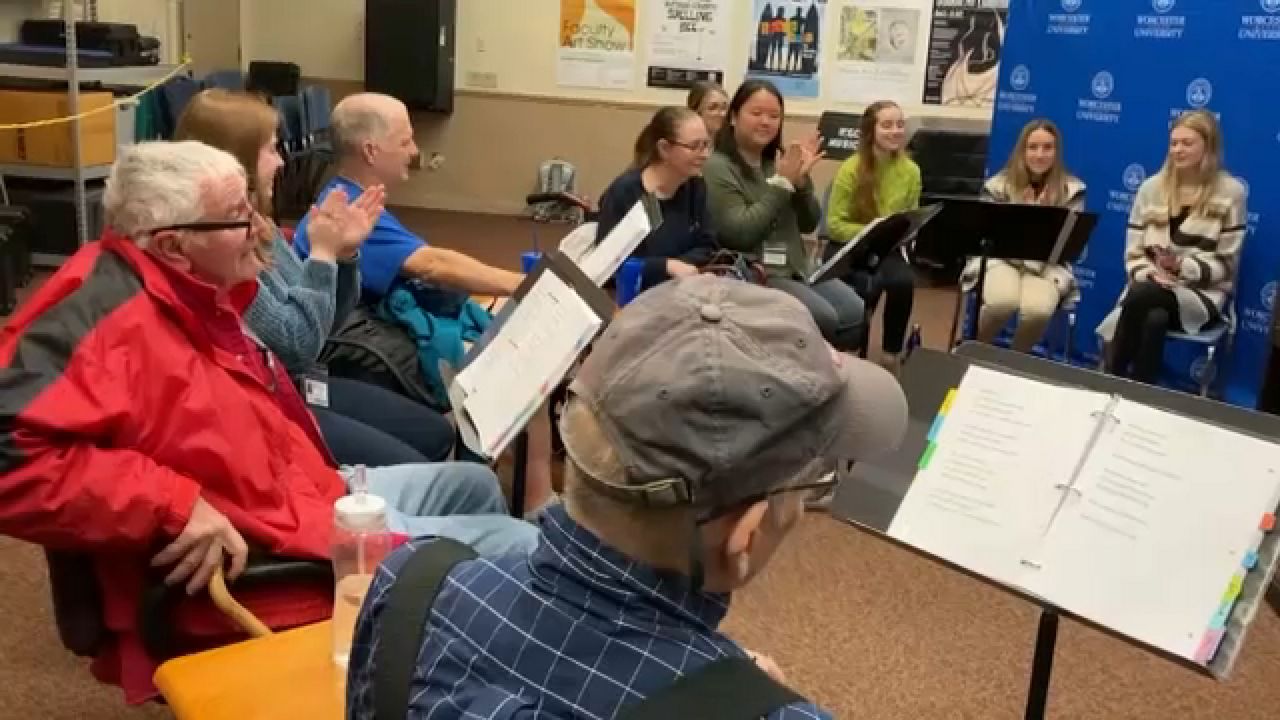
left=347, top=276, right=907, bottom=720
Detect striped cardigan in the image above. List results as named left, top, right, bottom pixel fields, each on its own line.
left=1098, top=172, right=1248, bottom=338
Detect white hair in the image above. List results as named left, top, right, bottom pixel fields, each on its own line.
left=103, top=140, right=245, bottom=246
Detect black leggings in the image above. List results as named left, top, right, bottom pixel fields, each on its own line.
left=849, top=252, right=916, bottom=354
left=1107, top=281, right=1183, bottom=383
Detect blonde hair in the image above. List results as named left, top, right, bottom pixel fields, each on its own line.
left=1002, top=119, right=1070, bottom=206
left=1157, top=109, right=1224, bottom=217
left=174, top=89, right=279, bottom=216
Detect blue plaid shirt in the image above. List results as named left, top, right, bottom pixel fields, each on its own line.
left=346, top=505, right=831, bottom=719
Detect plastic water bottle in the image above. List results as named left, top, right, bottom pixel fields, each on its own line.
left=331, top=465, right=393, bottom=670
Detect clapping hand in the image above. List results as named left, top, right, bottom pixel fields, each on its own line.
left=306, top=185, right=387, bottom=261
left=778, top=131, right=825, bottom=188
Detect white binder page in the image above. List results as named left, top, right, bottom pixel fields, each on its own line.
left=577, top=199, right=653, bottom=286
left=1027, top=399, right=1280, bottom=661
left=455, top=272, right=602, bottom=457
left=888, top=365, right=1108, bottom=587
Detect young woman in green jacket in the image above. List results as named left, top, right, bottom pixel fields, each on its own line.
left=702, top=79, right=866, bottom=352
left=825, top=100, right=921, bottom=369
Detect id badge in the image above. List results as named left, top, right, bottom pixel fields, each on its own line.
left=762, top=239, right=789, bottom=269
left=302, top=368, right=330, bottom=408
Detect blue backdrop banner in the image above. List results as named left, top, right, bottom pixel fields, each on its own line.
left=988, top=0, right=1280, bottom=407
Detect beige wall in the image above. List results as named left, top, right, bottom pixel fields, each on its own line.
left=240, top=1, right=994, bottom=214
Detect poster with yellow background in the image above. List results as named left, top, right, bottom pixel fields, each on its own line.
left=559, top=0, right=638, bottom=89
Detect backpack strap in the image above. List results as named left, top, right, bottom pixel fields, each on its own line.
left=617, top=656, right=806, bottom=720
left=373, top=538, right=478, bottom=720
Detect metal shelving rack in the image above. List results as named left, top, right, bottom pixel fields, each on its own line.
left=0, top=0, right=179, bottom=265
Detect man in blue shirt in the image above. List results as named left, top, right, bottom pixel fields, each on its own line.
left=346, top=276, right=910, bottom=718
left=293, top=93, right=523, bottom=301
left=292, top=93, right=555, bottom=515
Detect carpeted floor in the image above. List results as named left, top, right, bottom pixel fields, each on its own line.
left=1, top=209, right=1277, bottom=718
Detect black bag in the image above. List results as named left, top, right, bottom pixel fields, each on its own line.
left=373, top=540, right=806, bottom=720
left=247, top=61, right=302, bottom=98
left=319, top=307, right=442, bottom=411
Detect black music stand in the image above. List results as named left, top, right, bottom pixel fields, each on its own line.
left=831, top=346, right=1280, bottom=719
left=912, top=198, right=1099, bottom=346
left=809, top=204, right=943, bottom=285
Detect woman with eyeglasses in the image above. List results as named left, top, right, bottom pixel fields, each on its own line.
left=175, top=89, right=459, bottom=466
left=596, top=106, right=719, bottom=293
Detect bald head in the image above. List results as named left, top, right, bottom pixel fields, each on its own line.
left=330, top=92, right=417, bottom=185
left=331, top=93, right=406, bottom=158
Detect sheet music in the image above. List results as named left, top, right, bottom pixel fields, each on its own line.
left=455, top=272, right=602, bottom=456
left=577, top=199, right=653, bottom=285
left=888, top=366, right=1109, bottom=586
left=1027, top=399, right=1280, bottom=661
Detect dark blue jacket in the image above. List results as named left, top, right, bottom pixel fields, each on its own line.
left=596, top=168, right=719, bottom=291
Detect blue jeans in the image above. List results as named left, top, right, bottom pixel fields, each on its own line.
left=314, top=376, right=456, bottom=465
left=340, top=463, right=540, bottom=557
left=767, top=276, right=867, bottom=353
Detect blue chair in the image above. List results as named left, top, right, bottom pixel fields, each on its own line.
left=1168, top=299, right=1236, bottom=397
left=1095, top=296, right=1236, bottom=398
left=956, top=287, right=1077, bottom=362
left=300, top=86, right=333, bottom=149
left=272, top=95, right=306, bottom=155
left=201, top=69, right=246, bottom=91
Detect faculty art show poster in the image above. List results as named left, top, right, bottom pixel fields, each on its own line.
left=923, top=0, right=1009, bottom=107
left=745, top=0, right=828, bottom=98
left=560, top=0, right=638, bottom=90
left=833, top=0, right=927, bottom=105
left=645, top=0, right=732, bottom=89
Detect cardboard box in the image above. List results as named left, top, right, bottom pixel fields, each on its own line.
left=0, top=89, right=117, bottom=168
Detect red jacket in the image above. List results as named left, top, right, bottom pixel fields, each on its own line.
left=0, top=234, right=342, bottom=702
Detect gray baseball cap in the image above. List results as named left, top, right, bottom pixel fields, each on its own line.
left=561, top=275, right=908, bottom=511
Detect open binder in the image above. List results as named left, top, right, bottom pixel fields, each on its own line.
left=446, top=251, right=614, bottom=460
left=809, top=204, right=943, bottom=285
left=889, top=365, right=1280, bottom=666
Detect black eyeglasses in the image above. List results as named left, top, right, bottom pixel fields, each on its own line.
left=148, top=220, right=252, bottom=235
left=668, top=139, right=712, bottom=153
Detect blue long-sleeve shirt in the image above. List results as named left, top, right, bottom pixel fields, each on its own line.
left=595, top=169, right=719, bottom=291
left=243, top=229, right=361, bottom=376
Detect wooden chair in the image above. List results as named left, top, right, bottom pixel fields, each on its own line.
left=153, top=566, right=343, bottom=719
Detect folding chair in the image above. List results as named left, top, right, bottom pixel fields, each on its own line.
left=273, top=94, right=306, bottom=156
left=301, top=85, right=333, bottom=149
left=954, top=288, right=1078, bottom=363
left=1168, top=301, right=1236, bottom=397
left=201, top=69, right=245, bottom=92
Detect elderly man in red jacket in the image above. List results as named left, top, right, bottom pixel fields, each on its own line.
left=0, top=140, right=538, bottom=703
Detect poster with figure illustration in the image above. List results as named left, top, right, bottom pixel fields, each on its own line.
left=923, top=0, right=1008, bottom=107
left=559, top=0, right=638, bottom=90
left=645, top=0, right=732, bottom=89
left=832, top=0, right=928, bottom=105
left=745, top=0, right=828, bottom=98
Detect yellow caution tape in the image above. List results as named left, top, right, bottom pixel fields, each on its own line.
left=0, top=54, right=193, bottom=131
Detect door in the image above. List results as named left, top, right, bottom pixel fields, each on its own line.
left=181, top=0, right=241, bottom=74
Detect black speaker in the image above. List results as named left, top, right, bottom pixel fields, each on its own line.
left=365, top=0, right=456, bottom=113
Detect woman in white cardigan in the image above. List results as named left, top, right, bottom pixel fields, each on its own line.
left=962, top=119, right=1086, bottom=351
left=1098, top=109, right=1248, bottom=383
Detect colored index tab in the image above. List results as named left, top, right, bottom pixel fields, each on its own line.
left=939, top=387, right=958, bottom=415
left=1261, top=513, right=1276, bottom=532
left=1221, top=573, right=1245, bottom=604
left=926, top=414, right=945, bottom=443
left=918, top=443, right=937, bottom=471
left=1244, top=549, right=1259, bottom=571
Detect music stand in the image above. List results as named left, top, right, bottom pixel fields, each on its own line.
left=912, top=197, right=1099, bottom=346
left=809, top=204, right=943, bottom=285
left=444, top=251, right=614, bottom=515
left=832, top=345, right=1280, bottom=719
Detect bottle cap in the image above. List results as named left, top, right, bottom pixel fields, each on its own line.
left=335, top=493, right=388, bottom=532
